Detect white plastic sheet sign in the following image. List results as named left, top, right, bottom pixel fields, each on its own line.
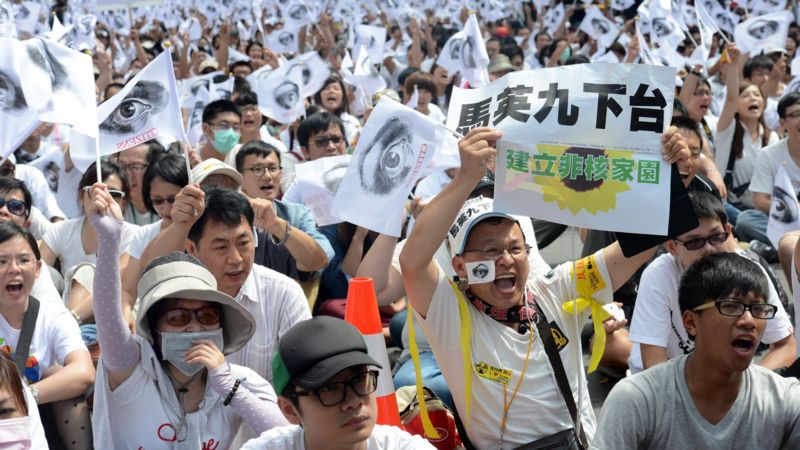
left=734, top=11, right=791, bottom=56
left=252, top=59, right=305, bottom=124
left=353, top=24, right=387, bottom=67
left=0, top=38, right=39, bottom=158
left=331, top=97, right=438, bottom=236
left=293, top=154, right=351, bottom=226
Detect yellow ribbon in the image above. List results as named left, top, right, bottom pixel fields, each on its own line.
left=563, top=256, right=611, bottom=373
left=407, top=303, right=440, bottom=439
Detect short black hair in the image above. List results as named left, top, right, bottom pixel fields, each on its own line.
left=679, top=252, right=768, bottom=315
left=188, top=187, right=254, bottom=243
left=778, top=92, right=800, bottom=119
left=235, top=140, right=280, bottom=172
left=743, top=54, right=774, bottom=79
left=142, top=154, right=188, bottom=215
left=688, top=191, right=727, bottom=227
left=202, top=99, right=241, bottom=124
left=79, top=160, right=130, bottom=200
left=0, top=177, right=32, bottom=218
left=671, top=116, right=703, bottom=152
left=230, top=60, right=252, bottom=72
left=234, top=90, right=259, bottom=107
left=0, top=221, right=39, bottom=260
left=672, top=98, right=690, bottom=118
left=297, top=112, right=346, bottom=148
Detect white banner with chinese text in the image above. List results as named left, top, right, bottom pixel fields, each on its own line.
left=445, top=64, right=676, bottom=234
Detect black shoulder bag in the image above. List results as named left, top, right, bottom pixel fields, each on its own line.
left=13, top=296, right=40, bottom=375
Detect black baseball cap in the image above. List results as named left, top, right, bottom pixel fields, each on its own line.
left=271, top=317, right=381, bottom=396
left=470, top=170, right=495, bottom=198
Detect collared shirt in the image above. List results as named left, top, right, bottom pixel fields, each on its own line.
left=226, top=264, right=311, bottom=381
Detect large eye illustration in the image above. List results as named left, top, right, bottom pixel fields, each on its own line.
left=358, top=117, right=413, bottom=195
left=323, top=161, right=350, bottom=194
left=289, top=5, right=307, bottom=20
left=273, top=81, right=299, bottom=110
left=449, top=38, right=463, bottom=60
left=100, top=80, right=167, bottom=135
left=0, top=70, right=26, bottom=113
left=278, top=32, right=293, bottom=46
left=461, top=37, right=476, bottom=68
left=770, top=186, right=798, bottom=224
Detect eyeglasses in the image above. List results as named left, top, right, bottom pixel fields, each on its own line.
left=692, top=299, right=777, bottom=319
left=461, top=244, right=532, bottom=261
left=119, top=162, right=148, bottom=173
left=693, top=89, right=712, bottom=97
left=0, top=255, right=35, bottom=269
left=0, top=197, right=27, bottom=217
left=82, top=186, right=126, bottom=200
left=313, top=135, right=344, bottom=148
left=241, top=105, right=260, bottom=114
left=673, top=231, right=728, bottom=251
left=208, top=121, right=240, bottom=132
left=290, top=370, right=379, bottom=407
left=243, top=165, right=281, bottom=176
left=150, top=196, right=176, bottom=207
left=163, top=306, right=221, bottom=327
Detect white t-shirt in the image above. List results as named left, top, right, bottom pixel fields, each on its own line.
left=415, top=253, right=615, bottom=449
left=713, top=122, right=778, bottom=189
left=42, top=216, right=139, bottom=278
left=92, top=336, right=278, bottom=450
left=627, top=251, right=794, bottom=374
left=0, top=299, right=86, bottom=383
left=791, top=257, right=800, bottom=350
left=124, top=220, right=163, bottom=261
left=750, top=139, right=800, bottom=195
left=240, top=424, right=435, bottom=449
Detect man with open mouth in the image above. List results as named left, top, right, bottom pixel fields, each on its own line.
left=595, top=252, right=800, bottom=449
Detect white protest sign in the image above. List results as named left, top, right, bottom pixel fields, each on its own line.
left=650, top=14, right=686, bottom=51
left=13, top=1, right=41, bottom=35
left=0, top=38, right=40, bottom=158
left=96, top=0, right=161, bottom=11
left=281, top=0, right=312, bottom=28
left=252, top=59, right=305, bottom=124
left=331, top=97, right=437, bottom=236
left=435, top=30, right=465, bottom=75
left=767, top=163, right=799, bottom=248
left=267, top=25, right=300, bottom=54
left=544, top=3, right=565, bottom=37
left=0, top=2, right=17, bottom=38
left=353, top=24, right=387, bottom=67
left=579, top=6, right=619, bottom=50
left=734, top=11, right=791, bottom=56
left=71, top=51, right=184, bottom=172
left=445, top=64, right=675, bottom=234
left=462, top=12, right=490, bottom=87
left=293, top=154, right=351, bottom=226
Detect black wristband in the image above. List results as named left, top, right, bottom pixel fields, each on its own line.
left=223, top=378, right=242, bottom=406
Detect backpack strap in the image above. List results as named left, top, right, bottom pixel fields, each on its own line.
left=14, top=296, right=40, bottom=375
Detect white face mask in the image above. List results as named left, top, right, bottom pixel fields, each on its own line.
left=160, top=329, right=225, bottom=377
left=0, top=417, right=31, bottom=449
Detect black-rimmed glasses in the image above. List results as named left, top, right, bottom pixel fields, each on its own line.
left=290, top=370, right=379, bottom=406
left=692, top=299, right=777, bottom=319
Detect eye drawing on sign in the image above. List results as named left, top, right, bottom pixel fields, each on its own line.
left=99, top=80, right=167, bottom=135
left=190, top=101, right=204, bottom=128
left=0, top=4, right=10, bottom=24
left=288, top=4, right=308, bottom=20
left=591, top=18, right=610, bottom=35
left=356, top=32, right=376, bottom=50
left=26, top=40, right=69, bottom=90
left=12, top=3, right=30, bottom=20
left=44, top=161, right=59, bottom=192
left=357, top=117, right=413, bottom=196
left=278, top=31, right=294, bottom=47
left=323, top=161, right=349, bottom=194
left=78, top=16, right=94, bottom=35
left=770, top=185, right=798, bottom=224
left=747, top=19, right=779, bottom=40
left=714, top=12, right=734, bottom=32
left=472, top=263, right=489, bottom=279
left=0, top=71, right=27, bottom=114
left=461, top=36, right=477, bottom=68
left=190, top=78, right=210, bottom=96
left=449, top=38, right=463, bottom=61
left=273, top=80, right=299, bottom=110
left=113, top=15, right=126, bottom=30
left=651, top=18, right=674, bottom=38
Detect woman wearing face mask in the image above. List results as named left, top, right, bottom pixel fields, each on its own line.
left=0, top=351, right=47, bottom=449
left=0, top=222, right=94, bottom=449
left=88, top=183, right=287, bottom=449
left=39, top=161, right=140, bottom=325
left=313, top=74, right=361, bottom=148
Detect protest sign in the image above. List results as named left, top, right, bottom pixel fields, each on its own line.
left=767, top=163, right=800, bottom=249
left=331, top=97, right=437, bottom=236
left=734, top=11, right=791, bottom=56
left=13, top=1, right=40, bottom=35
left=579, top=6, right=619, bottom=50
left=293, top=154, right=351, bottom=226
left=445, top=63, right=676, bottom=234
left=250, top=58, right=305, bottom=124
left=96, top=0, right=161, bottom=11
left=267, top=25, right=300, bottom=54
left=0, top=2, right=16, bottom=38
left=353, top=24, right=387, bottom=68
left=71, top=50, right=184, bottom=172
left=0, top=38, right=40, bottom=158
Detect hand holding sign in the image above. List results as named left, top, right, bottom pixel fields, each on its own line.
left=660, top=126, right=690, bottom=165
left=458, top=127, right=502, bottom=182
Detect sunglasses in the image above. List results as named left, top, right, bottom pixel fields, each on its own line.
left=82, top=186, right=126, bottom=200
left=313, top=135, right=344, bottom=148
left=0, top=197, right=26, bottom=217
left=673, top=231, right=728, bottom=251
left=163, top=306, right=221, bottom=327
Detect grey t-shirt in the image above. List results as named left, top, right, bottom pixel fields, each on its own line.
left=592, top=355, right=800, bottom=449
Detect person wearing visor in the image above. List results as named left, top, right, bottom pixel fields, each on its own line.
left=87, top=183, right=287, bottom=448
left=241, top=316, right=433, bottom=449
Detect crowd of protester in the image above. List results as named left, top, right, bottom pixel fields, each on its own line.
left=4, top=0, right=800, bottom=448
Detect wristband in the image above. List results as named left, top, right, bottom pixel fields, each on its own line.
left=223, top=378, right=242, bottom=406
left=272, top=221, right=292, bottom=246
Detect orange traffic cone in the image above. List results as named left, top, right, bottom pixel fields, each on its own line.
left=345, top=277, right=402, bottom=427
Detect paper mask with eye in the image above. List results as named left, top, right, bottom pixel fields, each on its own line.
left=100, top=80, right=167, bottom=135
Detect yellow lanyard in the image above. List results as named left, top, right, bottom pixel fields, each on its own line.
left=500, top=327, right=536, bottom=433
